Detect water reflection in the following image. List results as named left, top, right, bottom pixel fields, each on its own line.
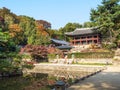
left=0, top=66, right=104, bottom=90
left=0, top=73, right=56, bottom=90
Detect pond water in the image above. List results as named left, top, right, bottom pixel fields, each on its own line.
left=0, top=65, right=101, bottom=90
left=0, top=73, right=74, bottom=90
left=0, top=73, right=55, bottom=90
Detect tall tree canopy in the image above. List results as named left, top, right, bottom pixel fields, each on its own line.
left=0, top=7, right=52, bottom=45
left=18, top=15, right=36, bottom=45
left=90, top=0, right=120, bottom=43
left=0, top=28, right=16, bottom=52
left=83, top=21, right=97, bottom=28
left=59, top=23, right=82, bottom=40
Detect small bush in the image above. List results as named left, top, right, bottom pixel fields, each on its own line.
left=102, top=43, right=117, bottom=50
left=48, top=54, right=56, bottom=60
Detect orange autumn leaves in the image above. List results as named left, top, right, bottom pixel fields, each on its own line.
left=36, top=25, right=49, bottom=36
left=9, top=24, right=23, bottom=44
left=35, top=20, right=50, bottom=36
left=9, top=22, right=49, bottom=39
left=9, top=24, right=22, bottom=37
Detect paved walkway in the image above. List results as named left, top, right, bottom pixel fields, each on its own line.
left=67, top=65, right=120, bottom=90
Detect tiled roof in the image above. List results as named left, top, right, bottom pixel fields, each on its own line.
left=56, top=45, right=74, bottom=49
left=51, top=38, right=69, bottom=45
left=65, top=27, right=98, bottom=36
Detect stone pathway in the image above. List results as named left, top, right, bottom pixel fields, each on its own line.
left=67, top=65, right=120, bottom=90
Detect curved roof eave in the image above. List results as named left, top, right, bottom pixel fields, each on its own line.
left=65, top=27, right=99, bottom=36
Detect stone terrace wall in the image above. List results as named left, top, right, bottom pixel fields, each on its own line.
left=76, top=58, right=113, bottom=64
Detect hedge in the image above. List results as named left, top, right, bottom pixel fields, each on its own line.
left=70, top=52, right=114, bottom=59
left=48, top=51, right=114, bottom=60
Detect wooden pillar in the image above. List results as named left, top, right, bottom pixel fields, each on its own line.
left=74, top=36, right=75, bottom=45
left=86, top=36, right=88, bottom=44
left=92, top=35, right=94, bottom=44
left=97, top=34, right=99, bottom=44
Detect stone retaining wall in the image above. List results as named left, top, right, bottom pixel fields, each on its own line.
left=76, top=58, right=113, bottom=64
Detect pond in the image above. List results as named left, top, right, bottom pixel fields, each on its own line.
left=0, top=64, right=103, bottom=90
left=0, top=73, right=74, bottom=90
left=0, top=73, right=55, bottom=90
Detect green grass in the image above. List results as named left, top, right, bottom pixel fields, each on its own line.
left=37, top=62, right=112, bottom=66
left=74, top=63, right=112, bottom=66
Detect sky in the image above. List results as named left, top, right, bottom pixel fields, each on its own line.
left=0, top=0, right=102, bottom=29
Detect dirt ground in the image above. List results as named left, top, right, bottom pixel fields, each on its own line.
left=67, top=65, right=120, bottom=90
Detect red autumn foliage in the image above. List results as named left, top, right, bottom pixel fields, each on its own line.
left=47, top=47, right=63, bottom=56
left=20, top=45, right=48, bottom=60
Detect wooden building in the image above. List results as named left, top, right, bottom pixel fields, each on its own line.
left=65, top=27, right=101, bottom=47
left=51, top=38, right=69, bottom=46
left=50, top=38, right=73, bottom=54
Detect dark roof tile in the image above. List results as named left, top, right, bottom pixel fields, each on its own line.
left=65, top=27, right=98, bottom=36
left=51, top=38, right=69, bottom=45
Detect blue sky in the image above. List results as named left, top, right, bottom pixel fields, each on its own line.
left=0, top=0, right=102, bottom=29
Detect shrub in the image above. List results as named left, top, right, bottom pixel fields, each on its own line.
left=48, top=54, right=56, bottom=60
left=20, top=45, right=48, bottom=62
left=102, top=43, right=117, bottom=50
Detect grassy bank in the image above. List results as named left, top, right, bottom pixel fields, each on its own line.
left=48, top=51, right=114, bottom=60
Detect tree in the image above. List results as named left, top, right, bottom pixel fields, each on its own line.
left=0, top=7, right=18, bottom=25
left=0, top=16, right=16, bottom=52
left=90, top=0, right=120, bottom=43
left=60, top=22, right=82, bottom=33
left=34, top=20, right=51, bottom=45
left=0, top=17, right=5, bottom=28
left=0, top=7, right=52, bottom=46
left=0, top=7, right=23, bottom=45
left=18, top=16, right=51, bottom=45
left=9, top=24, right=23, bottom=45
left=0, top=28, right=16, bottom=52
left=59, top=23, right=82, bottom=41
left=35, top=20, right=51, bottom=29
left=83, top=21, right=97, bottom=27
left=20, top=45, right=48, bottom=62
left=18, top=15, right=36, bottom=45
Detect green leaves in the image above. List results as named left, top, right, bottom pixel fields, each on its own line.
left=0, top=60, right=12, bottom=72
left=58, top=23, right=82, bottom=40
left=90, top=0, right=120, bottom=43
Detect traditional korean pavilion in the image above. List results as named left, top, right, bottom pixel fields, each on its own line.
left=65, top=27, right=101, bottom=46
left=50, top=38, right=73, bottom=54
left=51, top=38, right=74, bottom=49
